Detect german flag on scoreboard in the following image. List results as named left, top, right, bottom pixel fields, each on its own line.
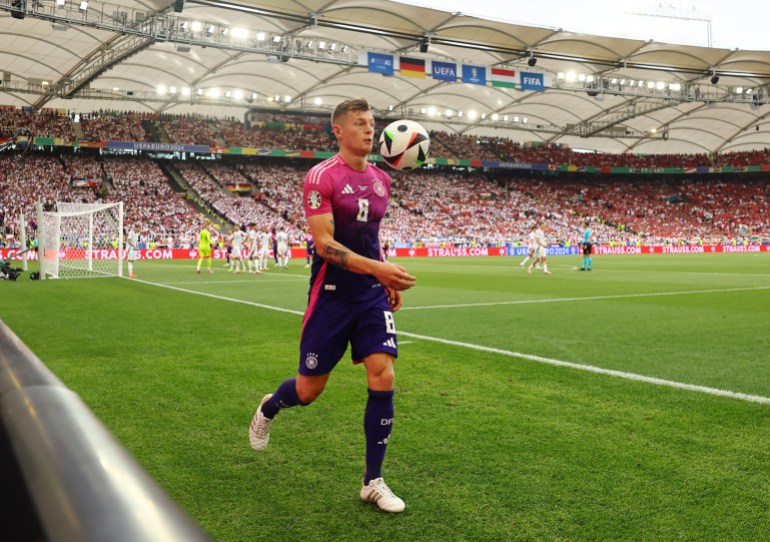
left=400, top=57, right=426, bottom=78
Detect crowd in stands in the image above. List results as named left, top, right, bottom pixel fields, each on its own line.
left=173, top=160, right=299, bottom=237
left=79, top=112, right=149, bottom=142
left=101, top=155, right=201, bottom=246
left=2, top=108, right=770, bottom=251
left=162, top=115, right=220, bottom=146
left=2, top=149, right=768, bottom=250
left=0, top=107, right=75, bottom=142
left=0, top=152, right=202, bottom=249
left=61, top=153, right=104, bottom=184
left=4, top=106, right=770, bottom=171
left=0, top=152, right=98, bottom=224
left=218, top=118, right=338, bottom=151
left=431, top=131, right=500, bottom=161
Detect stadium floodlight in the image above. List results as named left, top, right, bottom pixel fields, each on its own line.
left=491, top=113, right=499, bottom=121
left=647, top=81, right=655, bottom=89
left=746, top=88, right=753, bottom=94
left=169, top=86, right=177, bottom=94
left=256, top=32, right=266, bottom=41
left=272, top=34, right=282, bottom=43
left=181, top=87, right=190, bottom=95
left=669, top=83, right=681, bottom=91
left=232, top=27, right=248, bottom=39
left=221, top=27, right=229, bottom=36
left=735, top=87, right=744, bottom=94
left=250, top=92, right=258, bottom=100
left=56, top=0, right=65, bottom=6
left=79, top=1, right=88, bottom=11
left=419, top=107, right=426, bottom=114
left=206, top=25, right=215, bottom=34
left=468, top=111, right=478, bottom=119
left=578, top=74, right=586, bottom=82
left=610, top=78, right=618, bottom=84
left=557, top=72, right=565, bottom=80
left=513, top=116, right=519, bottom=122
left=656, top=81, right=666, bottom=90
left=522, top=117, right=528, bottom=123
left=273, top=94, right=280, bottom=102
left=457, top=111, right=463, bottom=118
left=317, top=40, right=327, bottom=50
left=191, top=21, right=202, bottom=32
left=196, top=88, right=203, bottom=95
left=284, top=95, right=291, bottom=102
left=329, top=42, right=337, bottom=51
left=313, top=97, right=322, bottom=105
left=446, top=109, right=454, bottom=117
left=481, top=113, right=487, bottom=119
left=566, top=72, right=577, bottom=82
left=157, top=84, right=167, bottom=95
left=233, top=90, right=244, bottom=100
left=208, top=88, right=220, bottom=98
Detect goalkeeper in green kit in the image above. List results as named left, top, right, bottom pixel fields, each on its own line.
left=196, top=220, right=214, bottom=274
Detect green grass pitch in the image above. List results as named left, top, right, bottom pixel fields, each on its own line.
left=2, top=254, right=770, bottom=541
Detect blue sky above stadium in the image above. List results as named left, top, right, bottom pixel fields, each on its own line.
left=398, top=0, right=769, bottom=50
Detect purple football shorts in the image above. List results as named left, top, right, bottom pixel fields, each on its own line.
left=298, top=294, right=398, bottom=376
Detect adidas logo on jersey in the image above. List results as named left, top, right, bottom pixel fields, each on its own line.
left=342, top=184, right=354, bottom=194
left=382, top=338, right=396, bottom=348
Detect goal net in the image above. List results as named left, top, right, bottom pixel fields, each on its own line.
left=36, top=202, right=124, bottom=280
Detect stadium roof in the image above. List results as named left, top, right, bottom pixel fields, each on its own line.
left=2, top=0, right=770, bottom=154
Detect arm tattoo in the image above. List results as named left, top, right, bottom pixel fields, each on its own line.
left=323, top=243, right=350, bottom=270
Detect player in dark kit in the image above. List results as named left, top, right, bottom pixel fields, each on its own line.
left=248, top=98, right=416, bottom=513
left=580, top=220, right=593, bottom=271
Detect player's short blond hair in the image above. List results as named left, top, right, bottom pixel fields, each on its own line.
left=331, top=98, right=371, bottom=126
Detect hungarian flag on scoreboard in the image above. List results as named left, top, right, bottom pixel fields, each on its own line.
left=400, top=57, right=426, bottom=78
left=491, top=68, right=516, bottom=89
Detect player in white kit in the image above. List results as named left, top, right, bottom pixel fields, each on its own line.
left=257, top=226, right=272, bottom=271
left=246, top=224, right=261, bottom=274
left=126, top=223, right=141, bottom=279
left=230, top=225, right=247, bottom=273
left=528, top=221, right=551, bottom=275
left=275, top=227, right=289, bottom=269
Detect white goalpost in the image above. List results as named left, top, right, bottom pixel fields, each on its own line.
left=36, top=202, right=124, bottom=280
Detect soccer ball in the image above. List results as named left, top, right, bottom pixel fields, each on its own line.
left=378, top=120, right=430, bottom=171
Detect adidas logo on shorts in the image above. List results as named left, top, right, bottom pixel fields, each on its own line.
left=382, top=338, right=396, bottom=348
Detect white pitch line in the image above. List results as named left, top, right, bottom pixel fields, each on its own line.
left=129, top=277, right=770, bottom=405
left=131, top=278, right=305, bottom=316
left=401, top=284, right=770, bottom=311
left=397, top=331, right=770, bottom=405
left=163, top=277, right=307, bottom=285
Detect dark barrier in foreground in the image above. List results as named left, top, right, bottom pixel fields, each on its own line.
left=0, top=319, right=213, bottom=542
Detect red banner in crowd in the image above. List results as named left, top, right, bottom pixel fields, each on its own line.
left=1, top=245, right=768, bottom=261
left=593, top=245, right=769, bottom=255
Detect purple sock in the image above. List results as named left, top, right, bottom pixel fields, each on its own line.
left=261, top=378, right=304, bottom=419
left=363, top=389, right=395, bottom=485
